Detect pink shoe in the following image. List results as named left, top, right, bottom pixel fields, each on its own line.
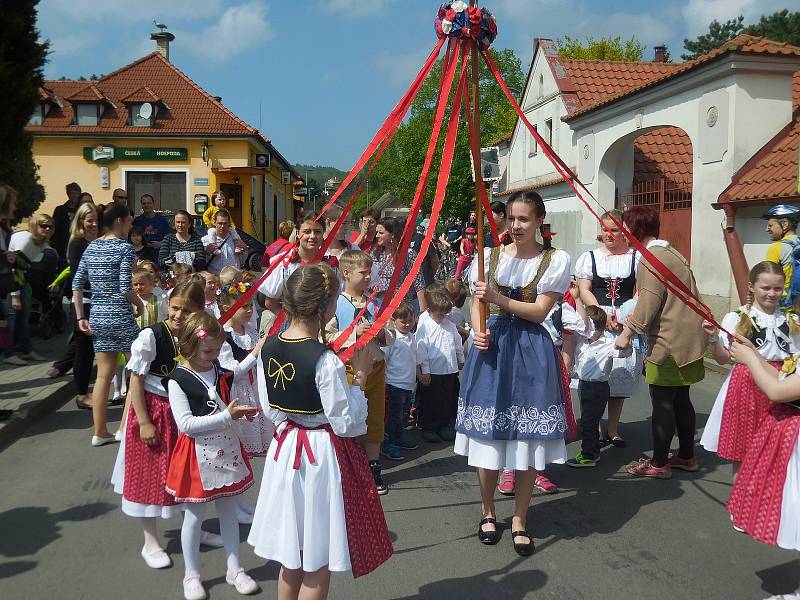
left=497, top=469, right=515, bottom=495
left=666, top=453, right=700, bottom=472
left=534, top=473, right=558, bottom=494
left=626, top=458, right=672, bottom=479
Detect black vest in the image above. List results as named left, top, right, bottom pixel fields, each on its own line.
left=169, top=363, right=233, bottom=417
left=738, top=309, right=792, bottom=354
left=225, top=331, right=251, bottom=363
left=261, top=335, right=327, bottom=414
left=590, top=250, right=637, bottom=307
left=149, top=321, right=180, bottom=378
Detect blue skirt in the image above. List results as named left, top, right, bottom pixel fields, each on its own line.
left=456, top=315, right=566, bottom=442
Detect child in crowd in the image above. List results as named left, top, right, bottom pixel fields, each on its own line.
left=202, top=191, right=247, bottom=253
left=165, top=311, right=259, bottom=600
left=219, top=267, right=258, bottom=330
left=132, top=266, right=168, bottom=329
left=380, top=301, right=420, bottom=460
left=453, top=227, right=477, bottom=280
left=200, top=271, right=220, bottom=317
left=444, top=278, right=470, bottom=343
left=325, top=249, right=393, bottom=494
left=701, top=261, right=800, bottom=479
left=136, top=259, right=164, bottom=289
left=726, top=337, right=800, bottom=599
left=110, top=282, right=225, bottom=571
left=168, top=263, right=194, bottom=292
left=249, top=263, right=392, bottom=598
left=217, top=281, right=272, bottom=523
left=567, top=303, right=619, bottom=468
left=416, top=284, right=464, bottom=443
left=130, top=226, right=158, bottom=264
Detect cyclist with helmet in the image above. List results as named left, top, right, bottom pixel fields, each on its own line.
left=764, top=204, right=800, bottom=301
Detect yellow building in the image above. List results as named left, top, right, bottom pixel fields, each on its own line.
left=26, top=31, right=300, bottom=242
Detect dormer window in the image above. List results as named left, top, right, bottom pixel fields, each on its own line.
left=75, top=103, right=100, bottom=126
left=29, top=104, right=44, bottom=125
left=129, top=103, right=157, bottom=127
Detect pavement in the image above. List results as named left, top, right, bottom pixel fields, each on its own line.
left=1, top=354, right=799, bottom=599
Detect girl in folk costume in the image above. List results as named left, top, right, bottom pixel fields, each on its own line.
left=455, top=191, right=571, bottom=557
left=111, top=282, right=224, bottom=570
left=216, top=280, right=272, bottom=523
left=165, top=311, right=260, bottom=600
left=200, top=271, right=220, bottom=317
left=701, top=261, right=800, bottom=475
left=248, top=263, right=392, bottom=600
left=727, top=338, right=800, bottom=600
left=575, top=209, right=642, bottom=448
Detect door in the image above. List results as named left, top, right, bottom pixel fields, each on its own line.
left=219, top=183, right=243, bottom=229
left=126, top=172, right=187, bottom=214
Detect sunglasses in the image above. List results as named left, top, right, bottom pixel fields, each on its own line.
left=39, top=224, right=53, bottom=230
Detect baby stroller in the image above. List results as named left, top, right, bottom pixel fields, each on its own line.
left=26, top=248, right=66, bottom=339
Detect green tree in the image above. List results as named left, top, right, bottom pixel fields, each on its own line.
left=681, top=16, right=744, bottom=60
left=370, top=47, right=524, bottom=222
left=0, top=0, right=48, bottom=219
left=744, top=10, right=800, bottom=47
left=557, top=35, right=644, bottom=61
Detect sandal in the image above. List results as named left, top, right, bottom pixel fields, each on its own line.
left=478, top=517, right=499, bottom=545
left=511, top=530, right=535, bottom=556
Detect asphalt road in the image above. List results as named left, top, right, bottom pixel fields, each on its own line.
left=1, top=369, right=798, bottom=600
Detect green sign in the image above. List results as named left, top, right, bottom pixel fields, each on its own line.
left=83, top=144, right=188, bottom=163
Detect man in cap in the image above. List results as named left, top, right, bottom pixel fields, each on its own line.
left=764, top=204, right=800, bottom=291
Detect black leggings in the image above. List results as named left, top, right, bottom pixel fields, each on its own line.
left=649, top=384, right=696, bottom=467
left=60, top=303, right=94, bottom=396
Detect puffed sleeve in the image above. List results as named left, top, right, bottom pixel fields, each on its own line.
left=315, top=351, right=368, bottom=437
left=119, top=242, right=135, bottom=293
left=167, top=379, right=233, bottom=436
left=72, top=251, right=89, bottom=292
left=561, top=303, right=588, bottom=336
left=126, top=328, right=157, bottom=375
left=537, top=249, right=571, bottom=295
left=574, top=250, right=594, bottom=280
left=719, top=311, right=741, bottom=349
left=258, top=263, right=285, bottom=299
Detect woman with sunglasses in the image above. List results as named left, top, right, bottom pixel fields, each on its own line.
left=4, top=214, right=55, bottom=365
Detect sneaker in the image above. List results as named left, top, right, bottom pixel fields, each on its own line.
left=422, top=430, right=442, bottom=443
left=381, top=443, right=404, bottom=461
left=396, top=437, right=419, bottom=450
left=666, top=453, right=700, bottom=472
left=534, top=473, right=558, bottom=494
left=438, top=426, right=456, bottom=442
left=20, top=351, right=47, bottom=362
left=4, top=355, right=28, bottom=366
left=226, top=568, right=259, bottom=595
left=566, top=451, right=597, bottom=468
left=626, top=458, right=672, bottom=479
left=369, top=460, right=388, bottom=495
left=183, top=574, right=207, bottom=600
left=497, top=470, right=515, bottom=495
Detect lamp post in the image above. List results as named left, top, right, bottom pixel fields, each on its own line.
left=305, top=166, right=315, bottom=212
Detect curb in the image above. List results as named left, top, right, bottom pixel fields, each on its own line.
left=0, top=378, right=76, bottom=451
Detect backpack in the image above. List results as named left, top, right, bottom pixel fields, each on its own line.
left=779, top=237, right=800, bottom=307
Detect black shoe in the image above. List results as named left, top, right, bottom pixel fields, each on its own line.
left=75, top=397, right=92, bottom=411
left=511, top=530, right=535, bottom=556
left=478, top=517, right=498, bottom=545
left=369, top=460, right=388, bottom=495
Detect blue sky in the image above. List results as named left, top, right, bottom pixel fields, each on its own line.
left=37, top=0, right=798, bottom=170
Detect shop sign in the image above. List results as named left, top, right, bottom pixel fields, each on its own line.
left=193, top=177, right=209, bottom=186
left=83, top=144, right=188, bottom=163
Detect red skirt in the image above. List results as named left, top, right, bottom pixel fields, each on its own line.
left=717, top=362, right=781, bottom=462
left=124, top=391, right=180, bottom=507
left=557, top=350, right=578, bottom=443
left=165, top=434, right=253, bottom=503
left=728, top=403, right=800, bottom=545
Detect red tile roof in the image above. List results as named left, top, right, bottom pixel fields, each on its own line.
left=564, top=35, right=800, bottom=122
left=561, top=60, right=681, bottom=107
left=27, top=52, right=262, bottom=138
left=633, top=127, right=693, bottom=184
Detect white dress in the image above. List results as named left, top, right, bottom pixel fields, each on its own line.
left=455, top=248, right=571, bottom=471
left=575, top=248, right=643, bottom=398
left=218, top=324, right=274, bottom=456
left=700, top=307, right=800, bottom=452
left=247, top=350, right=369, bottom=573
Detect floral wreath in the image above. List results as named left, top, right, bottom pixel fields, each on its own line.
left=435, top=1, right=497, bottom=49
left=216, top=281, right=252, bottom=297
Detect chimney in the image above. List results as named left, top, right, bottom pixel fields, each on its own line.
left=653, top=45, right=667, bottom=63
left=150, top=29, right=175, bottom=61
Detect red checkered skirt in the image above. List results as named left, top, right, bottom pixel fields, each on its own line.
left=728, top=403, right=800, bottom=545
left=557, top=350, right=578, bottom=443
left=717, top=362, right=781, bottom=462
left=123, top=391, right=180, bottom=507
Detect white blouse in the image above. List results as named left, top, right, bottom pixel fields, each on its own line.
left=126, top=328, right=175, bottom=395
left=167, top=368, right=233, bottom=437
left=718, top=306, right=800, bottom=361
left=575, top=248, right=640, bottom=282
left=256, top=349, right=368, bottom=437
left=468, top=248, right=571, bottom=295
left=218, top=325, right=258, bottom=376
left=257, top=260, right=301, bottom=300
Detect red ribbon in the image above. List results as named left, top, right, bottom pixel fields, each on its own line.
left=273, top=421, right=317, bottom=470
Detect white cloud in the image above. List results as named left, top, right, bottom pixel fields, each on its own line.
left=39, top=0, right=225, bottom=22
left=318, top=0, right=387, bottom=17
left=681, top=0, right=796, bottom=38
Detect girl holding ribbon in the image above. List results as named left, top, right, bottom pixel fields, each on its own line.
left=249, top=263, right=392, bottom=597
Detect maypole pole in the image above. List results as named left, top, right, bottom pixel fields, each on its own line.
left=468, top=0, right=487, bottom=333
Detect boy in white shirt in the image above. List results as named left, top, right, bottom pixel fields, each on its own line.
left=380, top=301, right=421, bottom=461
left=567, top=303, right=619, bottom=468
left=417, top=285, right=465, bottom=443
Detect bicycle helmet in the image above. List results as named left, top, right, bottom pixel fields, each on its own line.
left=763, top=204, right=800, bottom=221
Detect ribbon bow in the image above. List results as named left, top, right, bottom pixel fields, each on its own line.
left=267, top=358, right=295, bottom=391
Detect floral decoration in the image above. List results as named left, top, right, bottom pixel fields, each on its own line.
left=215, top=281, right=252, bottom=297
left=435, top=1, right=497, bottom=49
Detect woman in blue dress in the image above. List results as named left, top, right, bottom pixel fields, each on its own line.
left=454, top=190, right=571, bottom=557
left=73, top=202, right=143, bottom=447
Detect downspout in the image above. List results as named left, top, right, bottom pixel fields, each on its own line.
left=721, top=203, right=749, bottom=304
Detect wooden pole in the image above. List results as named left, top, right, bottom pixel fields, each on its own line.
left=468, top=31, right=487, bottom=333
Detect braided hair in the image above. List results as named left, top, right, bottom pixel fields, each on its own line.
left=282, top=263, right=340, bottom=344
left=506, top=190, right=551, bottom=250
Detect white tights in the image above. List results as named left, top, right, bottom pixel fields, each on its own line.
left=181, top=496, right=241, bottom=577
